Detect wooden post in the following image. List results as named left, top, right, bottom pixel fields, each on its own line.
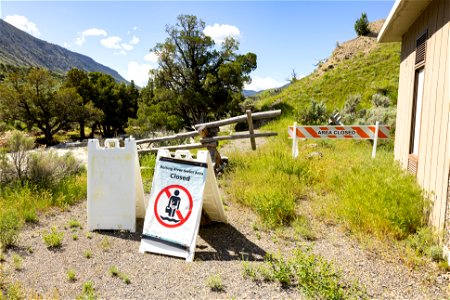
left=246, top=109, right=256, bottom=150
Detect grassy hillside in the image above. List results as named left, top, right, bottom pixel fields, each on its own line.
left=254, top=42, right=400, bottom=115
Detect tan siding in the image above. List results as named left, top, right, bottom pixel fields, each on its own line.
left=396, top=30, right=415, bottom=167
left=435, top=1, right=450, bottom=231
left=430, top=1, right=449, bottom=230
left=421, top=0, right=443, bottom=226
left=395, top=0, right=450, bottom=229
left=418, top=0, right=439, bottom=188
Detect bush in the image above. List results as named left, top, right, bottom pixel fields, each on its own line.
left=0, top=131, right=34, bottom=184
left=300, top=100, right=328, bottom=125
left=28, top=151, right=83, bottom=189
left=355, top=13, right=370, bottom=37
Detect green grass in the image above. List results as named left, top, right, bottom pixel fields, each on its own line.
left=139, top=153, right=156, bottom=193
left=42, top=226, right=64, bottom=248
left=67, top=269, right=77, bottom=282
left=205, top=274, right=224, bottom=292
left=224, top=137, right=310, bottom=228
left=242, top=248, right=367, bottom=299
left=255, top=43, right=400, bottom=115
left=0, top=173, right=87, bottom=249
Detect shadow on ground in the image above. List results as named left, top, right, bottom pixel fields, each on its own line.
left=95, top=219, right=266, bottom=262
left=197, top=222, right=266, bottom=262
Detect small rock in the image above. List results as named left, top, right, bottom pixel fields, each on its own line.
left=306, top=151, right=323, bottom=159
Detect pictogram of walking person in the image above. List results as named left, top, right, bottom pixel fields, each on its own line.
left=165, top=189, right=181, bottom=218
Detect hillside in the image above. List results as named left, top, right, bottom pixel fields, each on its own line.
left=255, top=20, right=401, bottom=114
left=0, top=19, right=126, bottom=82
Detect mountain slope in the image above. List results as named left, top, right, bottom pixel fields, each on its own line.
left=255, top=20, right=400, bottom=113
left=0, top=19, right=126, bottom=82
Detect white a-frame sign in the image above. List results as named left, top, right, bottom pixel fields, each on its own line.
left=87, top=138, right=145, bottom=232
left=139, top=150, right=226, bottom=261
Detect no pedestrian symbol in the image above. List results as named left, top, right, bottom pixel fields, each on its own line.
left=154, top=184, right=193, bottom=228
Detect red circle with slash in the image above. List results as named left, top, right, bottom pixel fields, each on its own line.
left=154, top=184, right=193, bottom=228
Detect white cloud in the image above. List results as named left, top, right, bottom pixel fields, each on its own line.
left=127, top=61, right=152, bottom=87
left=74, top=28, right=107, bottom=46
left=101, top=36, right=122, bottom=49
left=121, top=43, right=133, bottom=51
left=129, top=36, right=139, bottom=45
left=75, top=36, right=85, bottom=46
left=244, top=76, right=284, bottom=92
left=144, top=52, right=158, bottom=65
left=82, top=28, right=107, bottom=37
left=204, top=24, right=240, bottom=44
left=4, top=15, right=40, bottom=36
left=133, top=26, right=138, bottom=31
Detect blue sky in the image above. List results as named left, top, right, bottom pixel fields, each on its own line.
left=1, top=1, right=394, bottom=90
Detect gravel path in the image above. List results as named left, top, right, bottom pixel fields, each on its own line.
left=2, top=140, right=450, bottom=299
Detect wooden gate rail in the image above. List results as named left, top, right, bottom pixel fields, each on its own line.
left=136, top=109, right=281, bottom=159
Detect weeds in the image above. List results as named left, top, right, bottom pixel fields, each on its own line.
left=67, top=269, right=77, bottom=282
left=42, top=227, right=64, bottom=248
left=0, top=210, right=22, bottom=250
left=206, top=274, right=224, bottom=292
left=12, top=254, right=23, bottom=271
left=77, top=281, right=96, bottom=300
left=68, top=219, right=82, bottom=229
left=100, top=237, right=111, bottom=251
left=109, top=265, right=131, bottom=284
left=243, top=248, right=367, bottom=299
left=83, top=250, right=92, bottom=259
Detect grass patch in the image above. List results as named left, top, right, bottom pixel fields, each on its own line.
left=12, top=254, right=23, bottom=271
left=42, top=226, right=64, bottom=248
left=139, top=153, right=156, bottom=193
left=224, top=139, right=310, bottom=228
left=67, top=269, right=77, bottom=282
left=109, top=265, right=131, bottom=284
left=206, top=274, right=224, bottom=292
left=84, top=250, right=92, bottom=259
left=77, top=281, right=96, bottom=300
left=243, top=248, right=366, bottom=299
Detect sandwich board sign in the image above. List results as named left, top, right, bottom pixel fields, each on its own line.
left=139, top=150, right=226, bottom=261
left=87, top=138, right=145, bottom=232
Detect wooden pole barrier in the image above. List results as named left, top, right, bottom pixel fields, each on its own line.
left=246, top=110, right=256, bottom=150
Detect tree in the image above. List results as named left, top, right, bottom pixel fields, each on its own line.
left=64, top=68, right=103, bottom=139
left=147, top=14, right=257, bottom=128
left=354, top=13, right=370, bottom=37
left=0, top=68, right=80, bottom=145
left=88, top=72, right=139, bottom=137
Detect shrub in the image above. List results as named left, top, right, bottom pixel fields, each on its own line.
left=0, top=130, right=34, bottom=184
left=355, top=12, right=370, bottom=37
left=28, top=151, right=82, bottom=189
left=300, top=100, right=328, bottom=125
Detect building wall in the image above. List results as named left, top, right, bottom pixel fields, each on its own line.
left=394, top=0, right=449, bottom=231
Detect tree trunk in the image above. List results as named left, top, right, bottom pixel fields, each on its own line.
left=79, top=120, right=86, bottom=140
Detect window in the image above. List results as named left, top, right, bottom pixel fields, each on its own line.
left=410, top=68, right=424, bottom=155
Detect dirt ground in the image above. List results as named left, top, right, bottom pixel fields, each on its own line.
left=2, top=138, right=450, bottom=299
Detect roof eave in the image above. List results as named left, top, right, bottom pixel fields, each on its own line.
left=378, top=0, right=433, bottom=43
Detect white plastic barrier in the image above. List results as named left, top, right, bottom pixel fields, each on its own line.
left=87, top=138, right=145, bottom=232
left=139, top=149, right=226, bottom=261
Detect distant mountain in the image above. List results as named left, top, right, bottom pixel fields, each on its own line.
left=243, top=90, right=259, bottom=97
left=0, top=19, right=126, bottom=82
